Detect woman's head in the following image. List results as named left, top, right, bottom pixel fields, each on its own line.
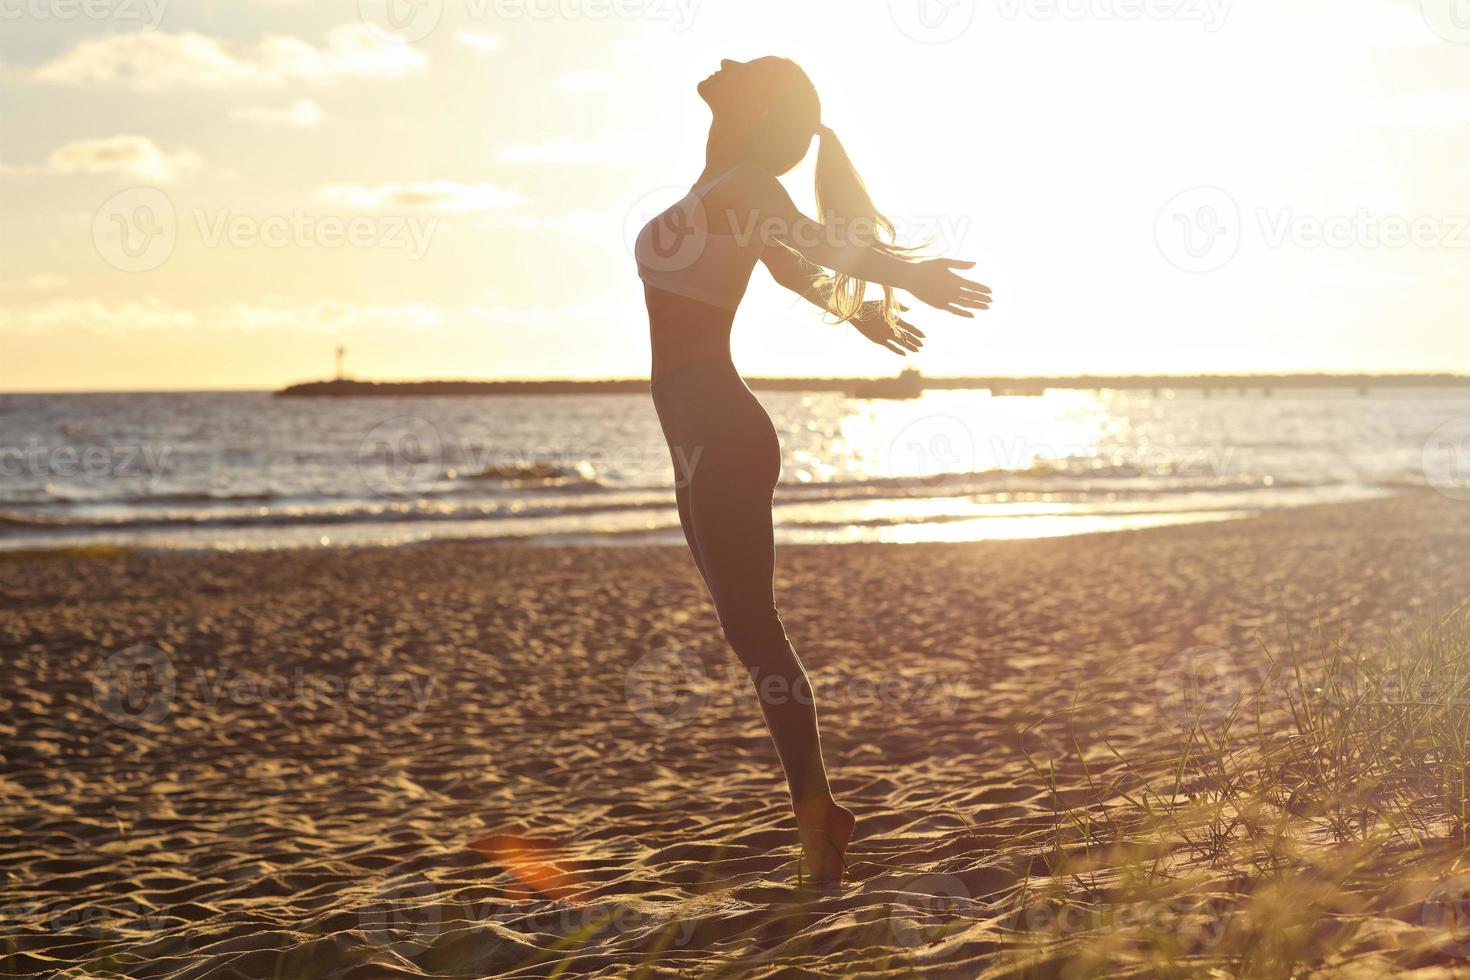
left=700, top=57, right=920, bottom=327
left=699, top=57, right=820, bottom=176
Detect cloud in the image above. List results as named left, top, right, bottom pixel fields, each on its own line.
left=231, top=99, right=324, bottom=128
left=0, top=298, right=466, bottom=335
left=34, top=24, right=425, bottom=90
left=0, top=297, right=621, bottom=335
left=315, top=181, right=523, bottom=213
left=0, top=275, right=66, bottom=294
left=0, top=136, right=201, bottom=183
left=2, top=299, right=198, bottom=334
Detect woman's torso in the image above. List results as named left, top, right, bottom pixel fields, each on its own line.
left=635, top=171, right=765, bottom=383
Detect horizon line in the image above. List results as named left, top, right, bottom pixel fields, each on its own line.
left=9, top=370, right=1470, bottom=396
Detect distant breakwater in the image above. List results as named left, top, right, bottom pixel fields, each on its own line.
left=276, top=375, right=1470, bottom=398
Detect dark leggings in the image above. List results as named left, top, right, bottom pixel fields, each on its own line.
left=651, top=358, right=832, bottom=806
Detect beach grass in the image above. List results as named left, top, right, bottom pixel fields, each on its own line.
left=1013, top=602, right=1470, bottom=976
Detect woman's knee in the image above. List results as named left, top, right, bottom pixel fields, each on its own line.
left=717, top=605, right=791, bottom=666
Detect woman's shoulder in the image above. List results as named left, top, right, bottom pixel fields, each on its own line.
left=705, top=162, right=790, bottom=212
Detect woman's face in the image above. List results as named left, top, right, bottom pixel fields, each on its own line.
left=698, top=57, right=787, bottom=118
left=698, top=57, right=817, bottom=175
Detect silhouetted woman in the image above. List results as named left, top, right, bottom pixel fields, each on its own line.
left=635, top=57, right=990, bottom=883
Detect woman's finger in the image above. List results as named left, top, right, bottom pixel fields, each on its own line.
left=942, top=259, right=976, bottom=270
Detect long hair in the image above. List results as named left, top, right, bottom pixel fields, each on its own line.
left=812, top=127, right=922, bottom=327
left=746, top=59, right=921, bottom=328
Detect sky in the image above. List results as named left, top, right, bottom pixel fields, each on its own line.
left=0, top=0, right=1467, bottom=391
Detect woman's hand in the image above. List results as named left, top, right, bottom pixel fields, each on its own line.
left=852, top=300, right=925, bottom=356
left=904, top=259, right=991, bottom=317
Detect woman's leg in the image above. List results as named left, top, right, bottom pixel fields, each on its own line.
left=684, top=463, right=853, bottom=880
left=670, top=465, right=710, bottom=588
left=653, top=362, right=852, bottom=880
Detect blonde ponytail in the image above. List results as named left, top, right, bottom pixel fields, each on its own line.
left=813, top=126, right=921, bottom=327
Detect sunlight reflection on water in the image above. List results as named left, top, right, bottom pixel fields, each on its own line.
left=0, top=387, right=1458, bottom=551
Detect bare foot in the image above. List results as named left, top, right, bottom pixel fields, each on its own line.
left=795, top=800, right=855, bottom=884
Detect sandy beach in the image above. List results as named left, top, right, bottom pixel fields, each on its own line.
left=5, top=492, right=1470, bottom=978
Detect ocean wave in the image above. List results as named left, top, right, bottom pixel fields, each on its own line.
left=0, top=460, right=1367, bottom=515
left=0, top=496, right=674, bottom=533
left=130, top=490, right=278, bottom=506
left=777, top=470, right=1323, bottom=497
left=454, top=461, right=604, bottom=486
left=0, top=476, right=1364, bottom=537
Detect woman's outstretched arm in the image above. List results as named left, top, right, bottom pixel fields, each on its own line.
left=759, top=242, right=925, bottom=355
left=722, top=162, right=991, bottom=318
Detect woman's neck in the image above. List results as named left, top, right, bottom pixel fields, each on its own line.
left=700, top=121, right=747, bottom=185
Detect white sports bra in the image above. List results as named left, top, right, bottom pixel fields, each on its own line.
left=635, top=170, right=765, bottom=312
